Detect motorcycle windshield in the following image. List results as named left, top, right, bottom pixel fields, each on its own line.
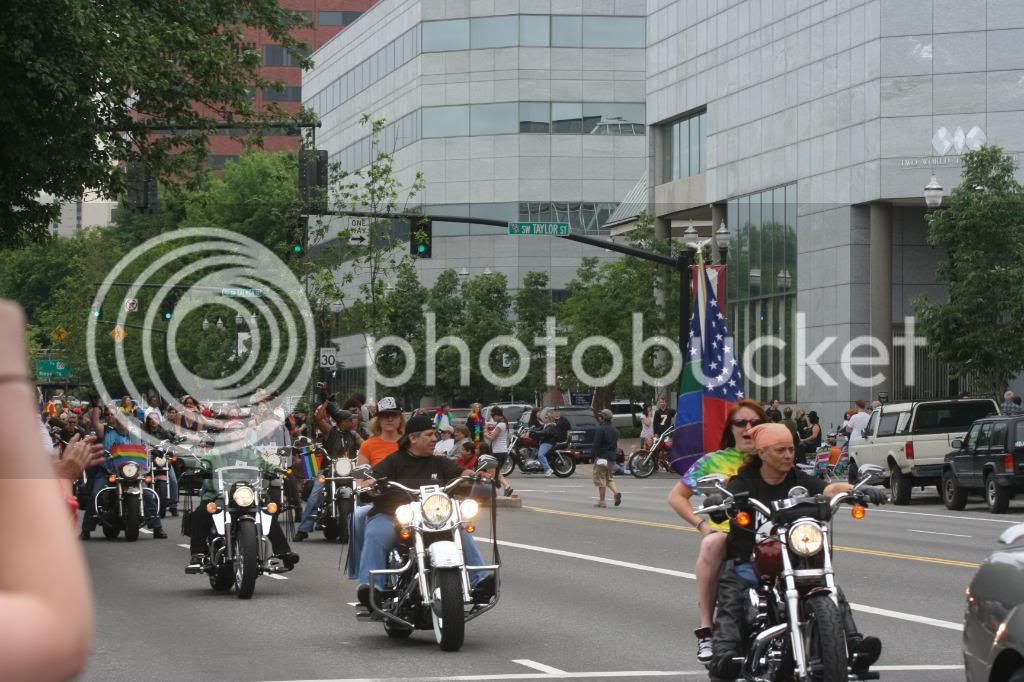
left=207, top=449, right=264, bottom=494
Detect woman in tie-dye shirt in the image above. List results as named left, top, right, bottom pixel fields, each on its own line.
left=667, top=399, right=768, bottom=665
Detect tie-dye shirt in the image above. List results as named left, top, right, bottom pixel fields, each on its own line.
left=680, top=448, right=746, bottom=531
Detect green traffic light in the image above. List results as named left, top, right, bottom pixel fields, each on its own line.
left=417, top=244, right=426, bottom=253
left=163, top=312, right=172, bottom=321
left=293, top=245, right=303, bottom=253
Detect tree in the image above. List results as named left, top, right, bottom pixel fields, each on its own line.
left=915, top=145, right=1024, bottom=397
left=427, top=270, right=466, bottom=403
left=376, top=260, right=427, bottom=406
left=457, top=272, right=512, bottom=403
left=514, top=271, right=554, bottom=405
left=3, top=0, right=311, bottom=245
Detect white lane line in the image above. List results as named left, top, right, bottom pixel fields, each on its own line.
left=512, top=660, right=566, bottom=675
left=870, top=507, right=1019, bottom=525
left=139, top=528, right=153, bottom=535
left=177, top=544, right=191, bottom=549
left=481, top=537, right=963, bottom=631
left=346, top=601, right=360, bottom=607
left=265, top=573, right=288, bottom=580
left=909, top=529, right=972, bottom=538
left=263, top=664, right=963, bottom=681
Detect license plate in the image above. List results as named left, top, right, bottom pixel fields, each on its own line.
left=569, top=431, right=584, bottom=443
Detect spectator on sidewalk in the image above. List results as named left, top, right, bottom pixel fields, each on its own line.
left=1002, top=391, right=1022, bottom=415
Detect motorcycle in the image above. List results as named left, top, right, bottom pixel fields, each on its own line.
left=354, top=456, right=501, bottom=651
left=500, top=427, right=577, bottom=478
left=309, top=451, right=357, bottom=543
left=628, top=424, right=677, bottom=478
left=94, top=450, right=160, bottom=542
left=150, top=437, right=186, bottom=518
left=184, top=453, right=291, bottom=599
left=695, top=463, right=885, bottom=682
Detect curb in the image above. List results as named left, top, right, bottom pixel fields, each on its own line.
left=481, top=496, right=523, bottom=509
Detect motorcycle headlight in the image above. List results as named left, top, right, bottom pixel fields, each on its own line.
left=421, top=493, right=453, bottom=528
left=460, top=498, right=479, bottom=520
left=231, top=485, right=256, bottom=507
left=787, top=521, right=824, bottom=557
left=395, top=504, right=415, bottom=527
left=334, top=458, right=353, bottom=477
left=119, top=462, right=140, bottom=479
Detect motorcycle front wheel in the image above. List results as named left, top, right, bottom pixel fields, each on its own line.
left=551, top=452, right=576, bottom=478
left=431, top=568, right=466, bottom=651
left=123, top=497, right=141, bottom=542
left=337, top=496, right=353, bottom=544
left=322, top=513, right=339, bottom=542
left=628, top=452, right=656, bottom=478
left=234, top=520, right=259, bottom=599
left=500, top=453, right=516, bottom=477
left=155, top=480, right=168, bottom=518
left=804, top=595, right=847, bottom=682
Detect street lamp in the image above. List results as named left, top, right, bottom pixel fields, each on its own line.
left=235, top=314, right=243, bottom=327
left=715, top=220, right=730, bottom=264
left=776, top=269, right=792, bottom=292
left=458, top=267, right=470, bottom=283
left=202, top=318, right=209, bottom=331
left=924, top=175, right=944, bottom=209
left=483, top=265, right=493, bottom=275
left=216, top=318, right=224, bottom=330
left=682, top=225, right=700, bottom=250
left=677, top=230, right=700, bottom=357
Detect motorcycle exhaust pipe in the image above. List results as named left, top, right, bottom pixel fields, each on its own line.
left=749, top=623, right=790, bottom=668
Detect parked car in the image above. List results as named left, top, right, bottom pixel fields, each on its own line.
left=608, top=400, right=643, bottom=429
left=963, top=523, right=1024, bottom=681
left=482, top=403, right=533, bottom=426
left=847, top=398, right=999, bottom=505
left=942, top=415, right=1024, bottom=513
left=547, top=406, right=600, bottom=461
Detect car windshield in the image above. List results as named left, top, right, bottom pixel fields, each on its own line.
left=563, top=412, right=598, bottom=428
left=913, top=402, right=998, bottom=434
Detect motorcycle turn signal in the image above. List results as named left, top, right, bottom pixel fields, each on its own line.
left=206, top=502, right=218, bottom=513
left=735, top=511, right=752, bottom=527
left=851, top=505, right=866, bottom=520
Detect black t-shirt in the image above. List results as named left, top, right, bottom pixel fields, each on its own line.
left=653, top=408, right=676, bottom=435
left=324, top=428, right=357, bottom=460
left=725, top=467, right=827, bottom=562
left=370, top=449, right=466, bottom=517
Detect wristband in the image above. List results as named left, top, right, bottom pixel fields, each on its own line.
left=696, top=520, right=706, bottom=531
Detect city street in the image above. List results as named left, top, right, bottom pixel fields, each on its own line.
left=79, top=468, right=1007, bottom=682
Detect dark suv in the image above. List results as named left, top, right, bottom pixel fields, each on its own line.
left=548, top=406, right=599, bottom=461
left=942, top=415, right=1024, bottom=513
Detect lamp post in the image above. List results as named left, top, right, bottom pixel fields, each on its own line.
left=715, top=220, right=731, bottom=264
left=678, top=227, right=701, bottom=355
left=458, top=267, right=470, bottom=284
left=924, top=175, right=944, bottom=209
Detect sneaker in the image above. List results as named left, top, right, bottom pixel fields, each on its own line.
left=152, top=529, right=168, bottom=539
left=186, top=554, right=206, bottom=571
left=594, top=501, right=607, bottom=508
left=544, top=470, right=554, bottom=477
left=695, top=627, right=714, bottom=663
left=293, top=530, right=308, bottom=542
left=614, top=492, right=622, bottom=507
left=849, top=635, right=882, bottom=673
left=503, top=486, right=514, bottom=497
left=276, top=552, right=300, bottom=570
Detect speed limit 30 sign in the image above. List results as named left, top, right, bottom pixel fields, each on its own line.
left=319, top=348, right=338, bottom=368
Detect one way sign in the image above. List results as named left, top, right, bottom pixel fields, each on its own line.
left=343, top=216, right=370, bottom=246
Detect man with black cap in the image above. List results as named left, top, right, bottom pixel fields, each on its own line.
left=354, top=414, right=496, bottom=609
left=294, top=403, right=358, bottom=541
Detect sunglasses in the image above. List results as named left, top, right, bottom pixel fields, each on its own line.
left=732, top=418, right=764, bottom=428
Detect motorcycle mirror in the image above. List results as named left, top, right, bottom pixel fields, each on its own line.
left=352, top=464, right=373, bottom=480
left=476, top=454, right=498, bottom=471
left=787, top=485, right=809, bottom=498
left=696, top=474, right=726, bottom=495
left=856, top=464, right=885, bottom=486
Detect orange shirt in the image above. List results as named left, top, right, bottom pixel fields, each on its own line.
left=360, top=436, right=400, bottom=467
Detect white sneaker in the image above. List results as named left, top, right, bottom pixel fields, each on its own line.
left=544, top=470, right=554, bottom=477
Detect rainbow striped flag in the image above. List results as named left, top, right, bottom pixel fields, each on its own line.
left=300, top=451, right=320, bottom=479
left=110, top=443, right=149, bottom=472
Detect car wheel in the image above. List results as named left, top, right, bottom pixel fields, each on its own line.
left=986, top=473, right=1011, bottom=514
left=890, top=466, right=912, bottom=506
left=942, top=470, right=967, bottom=511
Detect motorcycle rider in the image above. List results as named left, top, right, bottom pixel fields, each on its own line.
left=80, top=406, right=167, bottom=539
left=354, top=414, right=496, bottom=609
left=710, top=422, right=885, bottom=680
left=668, top=399, right=768, bottom=663
left=294, top=403, right=358, bottom=542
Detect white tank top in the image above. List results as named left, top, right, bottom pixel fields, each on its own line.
left=491, top=421, right=508, bottom=453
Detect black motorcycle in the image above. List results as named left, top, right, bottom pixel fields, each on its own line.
left=309, top=451, right=357, bottom=543
left=94, top=450, right=159, bottom=542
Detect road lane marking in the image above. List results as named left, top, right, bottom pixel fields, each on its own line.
left=139, top=528, right=152, bottom=534
left=264, top=664, right=964, bottom=681
left=524, top=506, right=981, bottom=569
left=480, top=537, right=964, bottom=631
left=266, top=574, right=288, bottom=580
left=177, top=544, right=190, bottom=549
left=512, top=660, right=566, bottom=674
left=909, top=529, right=972, bottom=538
left=870, top=507, right=1019, bottom=524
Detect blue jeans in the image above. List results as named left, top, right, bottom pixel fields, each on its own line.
left=168, top=466, right=178, bottom=509
left=346, top=504, right=372, bottom=579
left=357, top=513, right=487, bottom=588
left=536, top=443, right=553, bottom=472
left=82, top=470, right=162, bottom=531
left=298, top=478, right=326, bottom=533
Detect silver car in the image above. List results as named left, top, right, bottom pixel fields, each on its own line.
left=964, top=523, right=1024, bottom=681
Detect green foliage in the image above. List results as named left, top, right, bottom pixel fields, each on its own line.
left=915, top=145, right=1024, bottom=397
left=375, top=261, right=427, bottom=405
left=457, top=272, right=512, bottom=402
left=2, top=0, right=311, bottom=245
left=515, top=271, right=555, bottom=404
left=426, top=270, right=466, bottom=403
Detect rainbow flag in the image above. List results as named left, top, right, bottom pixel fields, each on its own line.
left=110, top=443, right=149, bottom=472
left=300, top=451, right=320, bottom=479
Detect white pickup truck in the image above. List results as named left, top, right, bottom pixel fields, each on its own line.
left=847, top=398, right=999, bottom=505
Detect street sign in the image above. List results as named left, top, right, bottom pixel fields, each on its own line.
left=50, top=326, right=67, bottom=343
left=36, top=359, right=70, bottom=381
left=319, top=347, right=338, bottom=369
left=343, top=216, right=370, bottom=246
left=110, top=325, right=127, bottom=342
left=124, top=298, right=138, bottom=312
left=221, top=287, right=263, bottom=298
left=508, top=222, right=571, bottom=236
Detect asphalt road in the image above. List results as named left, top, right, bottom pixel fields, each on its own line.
left=79, top=469, right=1018, bottom=682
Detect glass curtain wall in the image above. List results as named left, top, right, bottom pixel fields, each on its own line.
left=726, top=184, right=797, bottom=403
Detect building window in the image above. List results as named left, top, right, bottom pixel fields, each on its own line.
left=470, top=16, right=519, bottom=49
left=582, top=103, right=645, bottom=136
left=422, top=105, right=470, bottom=137
left=262, top=86, right=302, bottom=101
left=263, top=44, right=307, bottom=67
left=582, top=16, right=645, bottom=48
left=519, top=102, right=550, bottom=133
left=519, top=15, right=550, bottom=46
left=470, top=103, right=519, bottom=135
left=726, top=184, right=797, bottom=403
left=318, top=11, right=362, bottom=26
left=551, top=16, right=583, bottom=46
left=422, top=19, right=469, bottom=51
left=551, top=102, right=583, bottom=133
left=661, top=110, right=705, bottom=182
